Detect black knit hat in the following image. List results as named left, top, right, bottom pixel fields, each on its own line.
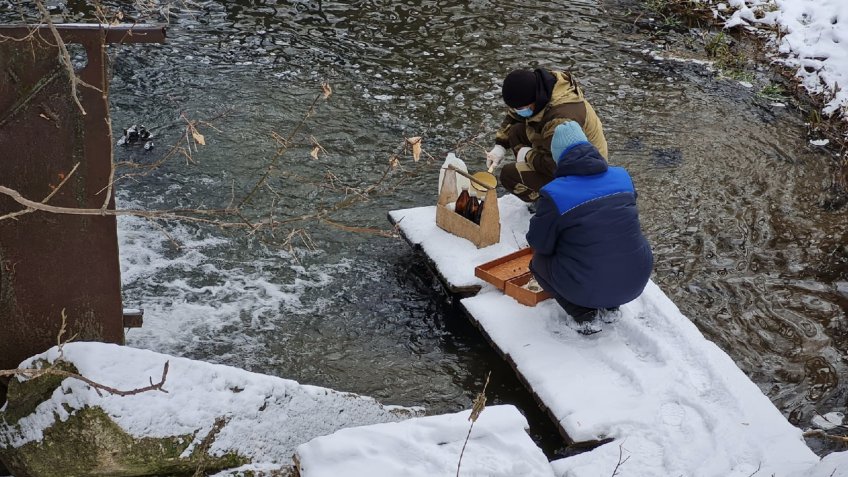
left=501, top=69, right=537, bottom=108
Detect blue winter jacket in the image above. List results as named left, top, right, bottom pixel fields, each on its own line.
left=526, top=142, right=653, bottom=309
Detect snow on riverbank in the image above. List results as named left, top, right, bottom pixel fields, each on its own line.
left=295, top=405, right=554, bottom=477
left=1, top=343, right=419, bottom=464
left=702, top=0, right=848, bottom=118
left=0, top=344, right=560, bottom=477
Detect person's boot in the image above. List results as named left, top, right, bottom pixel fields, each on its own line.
left=576, top=319, right=602, bottom=335
left=599, top=307, right=622, bottom=324
left=571, top=308, right=601, bottom=335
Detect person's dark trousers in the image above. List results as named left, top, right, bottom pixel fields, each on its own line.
left=498, top=123, right=553, bottom=203
left=500, top=163, right=552, bottom=203
left=530, top=266, right=598, bottom=323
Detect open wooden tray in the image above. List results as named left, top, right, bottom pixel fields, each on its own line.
left=475, top=248, right=552, bottom=306
left=504, top=272, right=553, bottom=307
left=474, top=248, right=533, bottom=290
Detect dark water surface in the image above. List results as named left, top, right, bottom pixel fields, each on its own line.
left=8, top=0, right=847, bottom=457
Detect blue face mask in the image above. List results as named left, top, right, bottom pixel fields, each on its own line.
left=514, top=106, right=534, bottom=118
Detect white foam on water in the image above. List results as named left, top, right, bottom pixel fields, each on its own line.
left=116, top=199, right=348, bottom=362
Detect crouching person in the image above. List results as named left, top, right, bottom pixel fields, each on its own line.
left=526, top=121, right=653, bottom=334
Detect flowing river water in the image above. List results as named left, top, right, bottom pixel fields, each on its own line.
left=6, top=0, right=847, bottom=458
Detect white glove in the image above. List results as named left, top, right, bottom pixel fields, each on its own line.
left=516, top=146, right=531, bottom=164
left=486, top=145, right=506, bottom=169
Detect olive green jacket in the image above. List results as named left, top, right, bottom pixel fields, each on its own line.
left=494, top=71, right=608, bottom=178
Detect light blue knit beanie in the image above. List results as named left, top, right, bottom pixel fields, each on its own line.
left=551, top=121, right=589, bottom=163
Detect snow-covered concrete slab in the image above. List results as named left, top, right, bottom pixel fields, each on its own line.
left=389, top=199, right=821, bottom=476
left=294, top=404, right=554, bottom=477
left=2, top=342, right=420, bottom=465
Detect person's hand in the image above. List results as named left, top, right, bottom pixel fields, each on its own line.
left=486, top=145, right=506, bottom=169
left=516, top=146, right=531, bottom=164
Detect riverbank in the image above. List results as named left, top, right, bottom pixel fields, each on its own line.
left=632, top=0, right=848, bottom=207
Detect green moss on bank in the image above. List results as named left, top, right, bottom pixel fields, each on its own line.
left=2, top=360, right=77, bottom=425
left=1, top=406, right=246, bottom=477
left=0, top=361, right=248, bottom=476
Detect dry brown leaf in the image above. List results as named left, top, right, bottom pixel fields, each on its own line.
left=407, top=136, right=422, bottom=162
left=309, top=136, right=326, bottom=160
left=469, top=392, right=487, bottom=422
left=322, top=82, right=333, bottom=100
left=469, top=372, right=490, bottom=422
left=191, top=130, right=206, bottom=146
left=389, top=156, right=400, bottom=169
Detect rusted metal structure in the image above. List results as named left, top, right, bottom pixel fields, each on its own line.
left=0, top=24, right=166, bottom=388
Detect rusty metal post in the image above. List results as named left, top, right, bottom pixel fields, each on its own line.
left=0, top=25, right=166, bottom=388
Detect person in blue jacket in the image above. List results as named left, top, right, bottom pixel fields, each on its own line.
left=526, top=121, right=653, bottom=333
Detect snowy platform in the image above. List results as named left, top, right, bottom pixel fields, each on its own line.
left=295, top=405, right=554, bottom=477
left=387, top=195, right=534, bottom=295
left=388, top=195, right=822, bottom=476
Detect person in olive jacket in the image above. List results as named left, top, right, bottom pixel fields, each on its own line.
left=486, top=68, right=608, bottom=203
left=526, top=121, right=653, bottom=332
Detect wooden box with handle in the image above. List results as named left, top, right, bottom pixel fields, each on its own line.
left=435, top=165, right=500, bottom=248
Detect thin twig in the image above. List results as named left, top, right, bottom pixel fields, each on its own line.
left=34, top=0, right=102, bottom=115
left=143, top=216, right=182, bottom=250
left=610, top=441, right=631, bottom=477
left=744, top=461, right=762, bottom=477
left=0, top=162, right=80, bottom=221
left=55, top=308, right=79, bottom=360
left=43, top=162, right=80, bottom=203
left=238, top=92, right=324, bottom=208
left=321, top=218, right=396, bottom=238
left=101, top=155, right=117, bottom=210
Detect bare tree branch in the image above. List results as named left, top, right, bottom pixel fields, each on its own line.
left=0, top=184, right=233, bottom=221
left=0, top=361, right=169, bottom=397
